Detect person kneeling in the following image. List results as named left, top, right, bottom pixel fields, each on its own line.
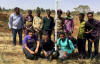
left=40, top=33, right=55, bottom=60
left=23, top=30, right=40, bottom=60
left=57, top=32, right=75, bottom=60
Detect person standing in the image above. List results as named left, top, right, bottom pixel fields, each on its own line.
left=33, top=10, right=43, bottom=40
left=64, top=10, right=74, bottom=38
left=42, top=10, right=55, bottom=39
left=77, top=13, right=86, bottom=59
left=8, top=7, right=24, bottom=46
left=56, top=9, right=64, bottom=37
left=85, top=12, right=100, bottom=58
left=24, top=10, right=33, bottom=35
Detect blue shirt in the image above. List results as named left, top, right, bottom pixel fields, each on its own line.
left=8, top=13, right=24, bottom=29
left=57, top=38, right=75, bottom=53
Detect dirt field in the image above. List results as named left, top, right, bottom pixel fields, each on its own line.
left=0, top=13, right=100, bottom=64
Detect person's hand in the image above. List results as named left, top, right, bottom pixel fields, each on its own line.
left=43, top=51, right=48, bottom=57
left=9, top=28, right=12, bottom=31
left=35, top=48, right=38, bottom=53
left=85, top=32, right=89, bottom=34
left=30, top=51, right=35, bottom=54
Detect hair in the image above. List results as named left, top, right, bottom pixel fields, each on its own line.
left=57, top=9, right=62, bottom=14
left=28, top=10, right=32, bottom=13
left=59, top=32, right=65, bottom=36
left=79, top=13, right=85, bottom=18
left=87, top=12, right=94, bottom=16
left=14, top=7, right=20, bottom=12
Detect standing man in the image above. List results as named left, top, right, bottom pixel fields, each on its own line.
left=56, top=9, right=64, bottom=37
left=42, top=10, right=55, bottom=39
left=33, top=10, right=43, bottom=40
left=85, top=12, right=100, bottom=58
left=77, top=13, right=86, bottom=59
left=8, top=7, right=24, bottom=46
left=24, top=10, right=33, bottom=35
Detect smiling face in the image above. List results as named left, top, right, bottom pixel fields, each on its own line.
left=59, top=34, right=65, bottom=40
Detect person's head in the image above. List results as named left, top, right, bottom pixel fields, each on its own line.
left=66, top=10, right=70, bottom=16
left=36, top=10, right=41, bottom=17
left=87, top=12, right=94, bottom=21
left=46, top=9, right=51, bottom=17
left=27, top=30, right=35, bottom=37
left=14, top=7, right=20, bottom=15
left=43, top=33, right=49, bottom=41
left=59, top=32, right=65, bottom=40
left=28, top=10, right=32, bottom=15
left=57, top=9, right=62, bottom=17
left=78, top=13, right=85, bottom=21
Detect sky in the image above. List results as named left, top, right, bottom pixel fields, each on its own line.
left=0, top=0, right=100, bottom=12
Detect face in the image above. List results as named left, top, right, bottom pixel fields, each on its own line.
left=28, top=11, right=32, bottom=15
left=47, top=11, right=51, bottom=16
left=87, top=14, right=93, bottom=21
left=29, top=32, right=33, bottom=36
left=78, top=14, right=82, bottom=21
left=37, top=11, right=40, bottom=16
left=66, top=11, right=70, bottom=16
left=57, top=12, right=62, bottom=17
left=15, top=8, right=20, bottom=14
left=59, top=34, right=65, bottom=40
left=43, top=35, right=49, bottom=40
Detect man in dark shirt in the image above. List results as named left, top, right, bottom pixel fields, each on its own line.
left=42, top=10, right=55, bottom=39
left=85, top=12, right=100, bottom=58
left=40, top=33, right=54, bottom=59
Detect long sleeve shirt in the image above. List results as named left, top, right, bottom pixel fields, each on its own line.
left=8, top=13, right=24, bottom=29
left=85, top=19, right=100, bottom=37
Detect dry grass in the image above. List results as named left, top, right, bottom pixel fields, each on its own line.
left=0, top=13, right=100, bottom=64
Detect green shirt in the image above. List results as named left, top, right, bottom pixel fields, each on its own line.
left=78, top=21, right=86, bottom=39
left=57, top=38, right=75, bottom=54
left=42, top=16, right=54, bottom=31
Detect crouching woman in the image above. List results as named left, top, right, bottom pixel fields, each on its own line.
left=23, top=30, right=40, bottom=60
left=57, top=32, right=75, bottom=60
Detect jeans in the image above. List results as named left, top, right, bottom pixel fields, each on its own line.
left=88, top=36, right=99, bottom=57
left=12, top=29, right=22, bottom=45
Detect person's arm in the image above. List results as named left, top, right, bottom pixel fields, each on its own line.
left=68, top=40, right=75, bottom=51
left=35, top=40, right=40, bottom=53
left=8, top=14, right=13, bottom=31
left=40, top=17, right=43, bottom=31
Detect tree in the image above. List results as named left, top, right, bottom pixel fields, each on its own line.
left=74, top=5, right=91, bottom=13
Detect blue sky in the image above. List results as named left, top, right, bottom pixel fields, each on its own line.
left=0, top=0, right=100, bottom=12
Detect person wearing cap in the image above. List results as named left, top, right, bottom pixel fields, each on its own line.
left=8, top=7, right=24, bottom=46
left=23, top=30, right=40, bottom=60
left=64, top=10, right=74, bottom=38
left=42, top=10, right=55, bottom=39
left=24, top=10, right=34, bottom=35
left=40, top=33, right=55, bottom=60
left=33, top=10, right=43, bottom=40
left=55, top=9, right=64, bottom=38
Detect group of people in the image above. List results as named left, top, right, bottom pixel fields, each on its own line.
left=8, top=7, right=100, bottom=61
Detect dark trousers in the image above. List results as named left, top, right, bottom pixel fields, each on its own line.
left=12, top=29, right=22, bottom=45
left=88, top=36, right=99, bottom=57
left=77, top=38, right=86, bottom=56
left=23, top=48, right=36, bottom=59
